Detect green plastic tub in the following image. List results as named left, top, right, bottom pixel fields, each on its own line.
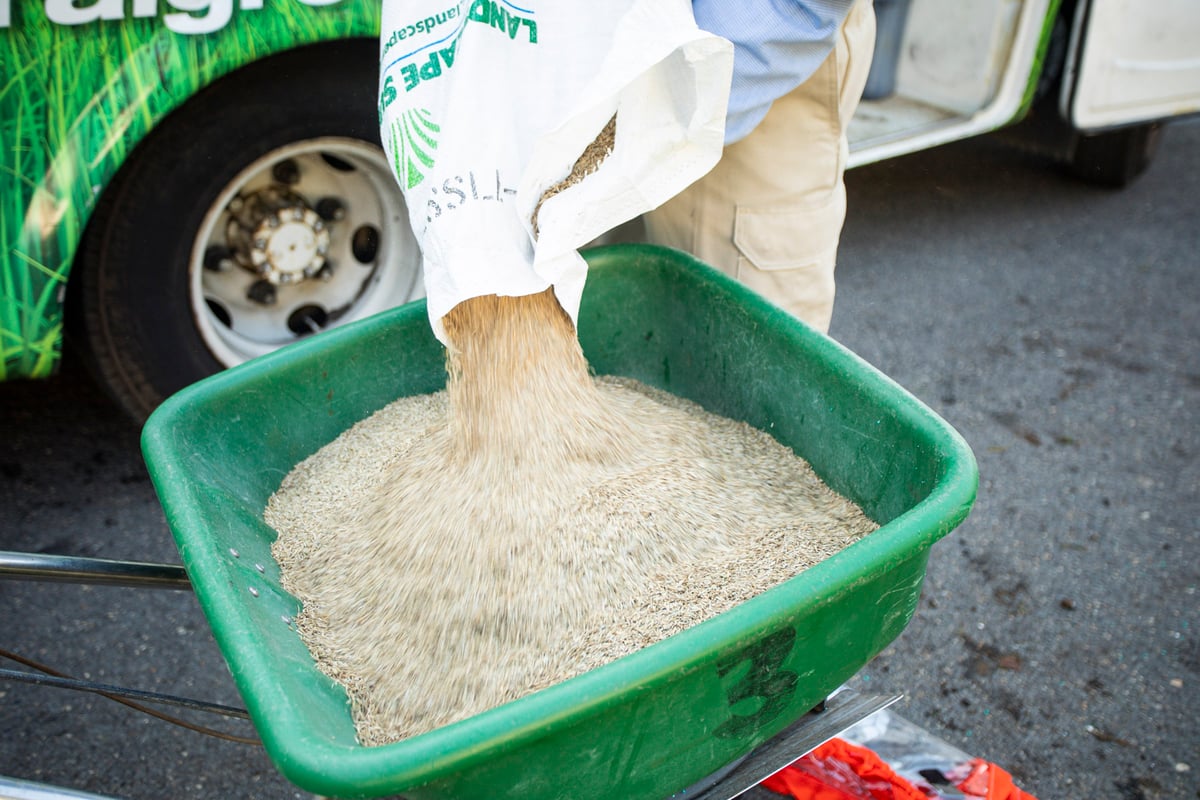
left=142, top=244, right=977, bottom=800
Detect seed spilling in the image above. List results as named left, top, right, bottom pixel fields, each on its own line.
left=267, top=289, right=876, bottom=746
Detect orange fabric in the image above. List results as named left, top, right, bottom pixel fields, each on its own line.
left=958, top=759, right=1038, bottom=800
left=760, top=738, right=928, bottom=800
left=759, top=740, right=1040, bottom=800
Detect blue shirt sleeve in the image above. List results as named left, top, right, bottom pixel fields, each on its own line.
left=692, top=0, right=857, bottom=144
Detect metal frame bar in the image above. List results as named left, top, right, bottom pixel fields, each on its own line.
left=0, top=551, right=190, bottom=590
left=682, top=691, right=902, bottom=800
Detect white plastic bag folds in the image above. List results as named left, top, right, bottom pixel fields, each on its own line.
left=379, top=0, right=733, bottom=343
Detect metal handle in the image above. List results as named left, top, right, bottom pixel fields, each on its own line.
left=0, top=551, right=191, bottom=591
left=0, top=774, right=128, bottom=800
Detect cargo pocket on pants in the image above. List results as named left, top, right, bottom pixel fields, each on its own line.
left=732, top=190, right=847, bottom=332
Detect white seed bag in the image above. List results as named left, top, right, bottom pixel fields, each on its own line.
left=378, top=0, right=733, bottom=342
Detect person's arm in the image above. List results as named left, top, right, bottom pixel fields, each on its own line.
left=692, top=0, right=857, bottom=144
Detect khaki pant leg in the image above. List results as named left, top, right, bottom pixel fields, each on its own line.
left=643, top=0, right=875, bottom=333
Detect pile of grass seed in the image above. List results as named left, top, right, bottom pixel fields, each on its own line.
left=266, top=287, right=877, bottom=747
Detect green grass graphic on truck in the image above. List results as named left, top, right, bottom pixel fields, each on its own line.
left=0, top=0, right=379, bottom=381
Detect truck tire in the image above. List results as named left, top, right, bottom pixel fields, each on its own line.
left=1069, top=122, right=1164, bottom=189
left=67, top=40, right=421, bottom=423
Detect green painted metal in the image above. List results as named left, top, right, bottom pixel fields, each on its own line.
left=0, top=0, right=380, bottom=381
left=142, top=244, right=978, bottom=800
left=1013, top=0, right=1065, bottom=124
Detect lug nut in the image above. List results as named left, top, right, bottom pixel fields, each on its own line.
left=202, top=245, right=232, bottom=271
left=316, top=197, right=346, bottom=222
left=272, top=158, right=301, bottom=185
left=246, top=279, right=277, bottom=305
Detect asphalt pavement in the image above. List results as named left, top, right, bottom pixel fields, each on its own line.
left=2, top=120, right=1197, bottom=799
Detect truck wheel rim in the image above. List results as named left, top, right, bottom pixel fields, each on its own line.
left=190, top=137, right=421, bottom=368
